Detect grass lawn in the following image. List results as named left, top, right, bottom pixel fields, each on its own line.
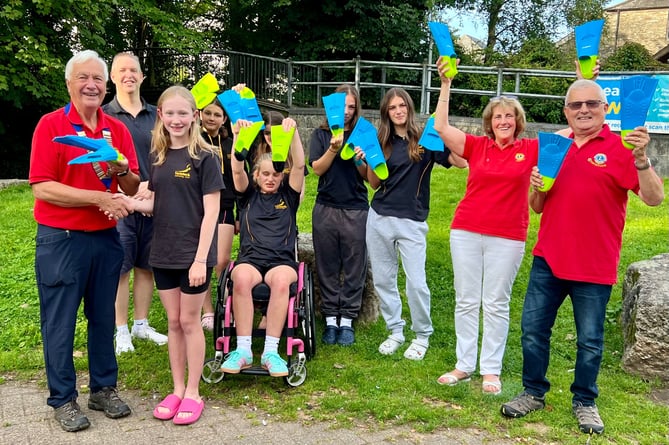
left=1, top=169, right=667, bottom=445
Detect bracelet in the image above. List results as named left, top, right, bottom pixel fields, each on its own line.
left=354, top=158, right=364, bottom=166
left=635, top=158, right=651, bottom=171
left=438, top=99, right=449, bottom=103
left=193, top=258, right=207, bottom=264
left=116, top=168, right=130, bottom=177
left=328, top=148, right=339, bottom=154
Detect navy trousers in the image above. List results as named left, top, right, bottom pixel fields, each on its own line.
left=35, top=224, right=123, bottom=408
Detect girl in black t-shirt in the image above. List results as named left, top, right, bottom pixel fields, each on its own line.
left=130, top=85, right=223, bottom=425
left=220, top=116, right=305, bottom=378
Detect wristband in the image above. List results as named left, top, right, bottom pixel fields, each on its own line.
left=354, top=158, right=364, bottom=167
left=635, top=158, right=651, bottom=171
left=193, top=258, right=207, bottom=264
left=116, top=168, right=130, bottom=177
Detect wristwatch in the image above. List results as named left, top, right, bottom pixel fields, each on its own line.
left=635, top=158, right=651, bottom=171
left=116, top=168, right=130, bottom=177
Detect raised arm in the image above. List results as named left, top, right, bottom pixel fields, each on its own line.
left=433, top=57, right=466, bottom=157
left=284, top=117, right=305, bottom=194
left=231, top=120, right=251, bottom=193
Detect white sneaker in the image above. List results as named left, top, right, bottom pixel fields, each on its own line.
left=131, top=324, right=168, bottom=345
left=115, top=330, right=135, bottom=355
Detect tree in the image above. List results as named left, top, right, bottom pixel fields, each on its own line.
left=218, top=0, right=444, bottom=62
left=604, top=42, right=668, bottom=71
left=0, top=0, right=221, bottom=178
left=436, top=0, right=607, bottom=64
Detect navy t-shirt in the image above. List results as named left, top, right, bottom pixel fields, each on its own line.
left=102, top=97, right=157, bottom=181
left=148, top=147, right=224, bottom=268
left=371, top=135, right=452, bottom=222
left=308, top=127, right=368, bottom=210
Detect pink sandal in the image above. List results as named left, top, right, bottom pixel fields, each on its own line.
left=173, top=397, right=204, bottom=425
left=153, top=394, right=182, bottom=420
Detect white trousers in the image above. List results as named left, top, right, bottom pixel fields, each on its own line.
left=366, top=208, right=433, bottom=340
left=450, top=229, right=525, bottom=375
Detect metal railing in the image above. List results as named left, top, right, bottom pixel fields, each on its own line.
left=137, top=48, right=669, bottom=116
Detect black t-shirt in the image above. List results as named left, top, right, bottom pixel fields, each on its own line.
left=202, top=131, right=236, bottom=209
left=371, top=135, right=452, bottom=222
left=148, top=147, right=224, bottom=268
left=237, top=182, right=300, bottom=267
left=308, top=127, right=368, bottom=210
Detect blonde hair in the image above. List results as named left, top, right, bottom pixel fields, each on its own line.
left=482, top=97, right=526, bottom=139
left=151, top=85, right=215, bottom=165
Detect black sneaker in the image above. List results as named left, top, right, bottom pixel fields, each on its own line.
left=573, top=402, right=604, bottom=434
left=88, top=386, right=131, bottom=419
left=54, top=400, right=90, bottom=432
left=501, top=391, right=545, bottom=418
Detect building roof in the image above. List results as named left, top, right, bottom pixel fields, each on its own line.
left=606, top=0, right=669, bottom=11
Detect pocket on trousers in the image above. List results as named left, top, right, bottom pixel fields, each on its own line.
left=35, top=228, right=76, bottom=287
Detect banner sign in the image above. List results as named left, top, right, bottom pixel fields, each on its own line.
left=596, top=75, right=669, bottom=134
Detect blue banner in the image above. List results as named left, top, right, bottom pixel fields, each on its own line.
left=596, top=75, right=669, bottom=134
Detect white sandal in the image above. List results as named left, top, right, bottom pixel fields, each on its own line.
left=378, top=336, right=405, bottom=355
left=403, top=339, right=428, bottom=360
left=201, top=313, right=214, bottom=331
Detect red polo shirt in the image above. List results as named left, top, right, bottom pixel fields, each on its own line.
left=29, top=103, right=139, bottom=231
left=533, top=125, right=640, bottom=285
left=451, top=134, right=538, bottom=241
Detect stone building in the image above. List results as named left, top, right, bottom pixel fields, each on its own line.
left=603, top=0, right=669, bottom=62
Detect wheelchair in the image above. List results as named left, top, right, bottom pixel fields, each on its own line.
left=201, top=261, right=316, bottom=387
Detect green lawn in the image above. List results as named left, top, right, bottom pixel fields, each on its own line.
left=1, top=169, right=667, bottom=444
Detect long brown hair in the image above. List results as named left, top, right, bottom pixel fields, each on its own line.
left=378, top=88, right=421, bottom=162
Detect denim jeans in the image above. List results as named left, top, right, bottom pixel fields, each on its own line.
left=521, top=256, right=611, bottom=406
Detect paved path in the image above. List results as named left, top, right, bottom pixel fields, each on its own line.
left=0, top=380, right=512, bottom=445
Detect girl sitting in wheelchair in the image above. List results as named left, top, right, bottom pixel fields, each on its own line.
left=220, top=115, right=305, bottom=377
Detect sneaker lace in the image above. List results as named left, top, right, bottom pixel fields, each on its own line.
left=513, top=392, right=541, bottom=410
left=263, top=352, right=286, bottom=368
left=574, top=404, right=601, bottom=426
left=62, top=401, right=80, bottom=419
left=101, top=386, right=121, bottom=402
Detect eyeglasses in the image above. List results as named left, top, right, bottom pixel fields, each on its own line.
left=565, top=100, right=605, bottom=110
left=490, top=95, right=518, bottom=101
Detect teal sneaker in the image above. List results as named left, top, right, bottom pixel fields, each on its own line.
left=220, top=349, right=253, bottom=374
left=260, top=352, right=289, bottom=377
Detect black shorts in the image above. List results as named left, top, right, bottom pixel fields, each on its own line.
left=234, top=260, right=299, bottom=278
left=152, top=266, right=213, bottom=294
left=218, top=207, right=235, bottom=225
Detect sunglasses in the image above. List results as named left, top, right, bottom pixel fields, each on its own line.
left=565, top=100, right=605, bottom=110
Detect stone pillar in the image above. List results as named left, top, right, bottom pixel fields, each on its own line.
left=298, top=232, right=380, bottom=325
left=621, top=253, right=669, bottom=382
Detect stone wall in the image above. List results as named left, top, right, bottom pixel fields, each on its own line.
left=603, top=7, right=669, bottom=56
left=290, top=110, right=669, bottom=177
left=621, top=253, right=669, bottom=382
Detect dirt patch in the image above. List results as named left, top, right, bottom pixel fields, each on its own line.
left=649, top=387, right=669, bottom=406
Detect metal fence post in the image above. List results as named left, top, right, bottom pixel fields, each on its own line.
left=287, top=59, right=293, bottom=109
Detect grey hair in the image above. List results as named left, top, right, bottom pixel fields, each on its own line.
left=64, top=50, right=109, bottom=82
left=564, top=79, right=607, bottom=107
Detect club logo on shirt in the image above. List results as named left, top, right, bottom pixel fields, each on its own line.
left=515, top=153, right=525, bottom=162
left=588, top=153, right=607, bottom=168
left=275, top=199, right=287, bottom=210
left=174, top=163, right=192, bottom=179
